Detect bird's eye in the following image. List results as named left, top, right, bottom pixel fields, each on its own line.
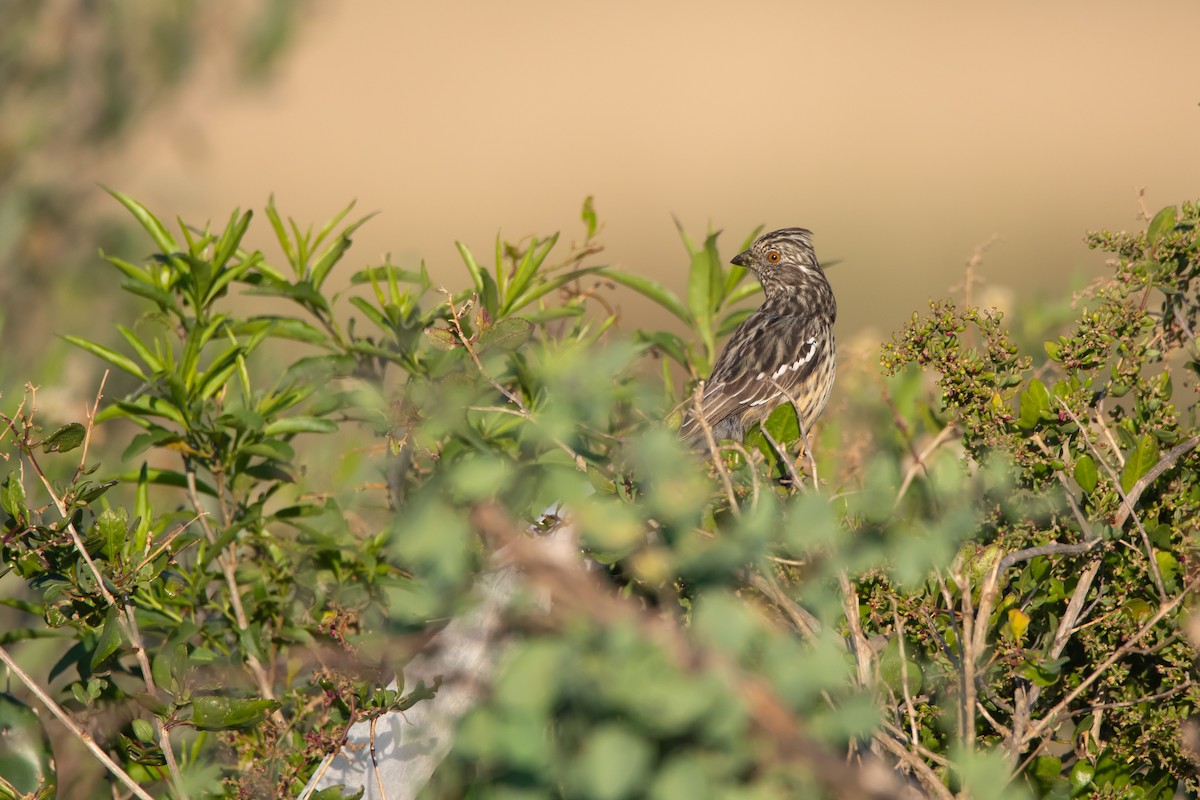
left=767, top=250, right=781, bottom=263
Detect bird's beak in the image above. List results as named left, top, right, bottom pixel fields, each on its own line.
left=731, top=250, right=752, bottom=268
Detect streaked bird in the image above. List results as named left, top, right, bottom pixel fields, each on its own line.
left=680, top=227, right=836, bottom=445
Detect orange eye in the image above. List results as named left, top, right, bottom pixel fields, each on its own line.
left=767, top=250, right=781, bottom=263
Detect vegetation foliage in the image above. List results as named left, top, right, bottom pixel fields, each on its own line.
left=0, top=194, right=1198, bottom=799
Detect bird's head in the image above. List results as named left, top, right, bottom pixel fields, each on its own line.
left=730, top=228, right=825, bottom=301
left=731, top=227, right=818, bottom=273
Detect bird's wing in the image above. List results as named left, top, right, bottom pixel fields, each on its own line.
left=681, top=312, right=826, bottom=439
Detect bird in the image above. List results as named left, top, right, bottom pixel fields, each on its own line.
left=679, top=227, right=837, bottom=446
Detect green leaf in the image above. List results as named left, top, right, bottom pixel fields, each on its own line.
left=211, top=209, right=253, bottom=273
left=1155, top=550, right=1179, bottom=591
left=264, top=195, right=298, bottom=270
left=151, top=644, right=188, bottom=696
left=633, top=330, right=688, bottom=366
left=90, top=608, right=123, bottom=669
left=569, top=723, right=653, bottom=800
left=1030, top=755, right=1062, bottom=787
left=763, top=402, right=801, bottom=443
left=189, top=696, right=280, bottom=731
left=581, top=195, right=598, bottom=238
left=62, top=335, right=147, bottom=380
left=96, top=508, right=128, bottom=561
left=878, top=637, right=923, bottom=696
left=455, top=242, right=492, bottom=308
left=310, top=212, right=377, bottom=289
left=103, top=253, right=154, bottom=285
left=40, top=423, right=86, bottom=454
left=104, top=188, right=178, bottom=254
left=1146, top=205, right=1177, bottom=246
left=351, top=263, right=431, bottom=288
left=423, top=327, right=458, bottom=351
left=116, top=467, right=216, bottom=496
left=596, top=268, right=690, bottom=325
left=503, top=234, right=560, bottom=314
left=1070, top=760, right=1095, bottom=790
left=130, top=718, right=156, bottom=744
left=1018, top=656, right=1068, bottom=687
left=1, top=473, right=28, bottom=524
left=233, top=316, right=331, bottom=346
left=1073, top=455, right=1098, bottom=494
left=116, top=326, right=162, bottom=373
left=1017, top=378, right=1051, bottom=429
left=348, top=296, right=391, bottom=333
left=119, top=278, right=183, bottom=315
left=521, top=304, right=586, bottom=325
left=263, top=417, right=338, bottom=436
left=1119, top=433, right=1160, bottom=494
left=504, top=265, right=605, bottom=314
left=196, top=345, right=244, bottom=400
left=477, top=317, right=534, bottom=354
left=687, top=232, right=722, bottom=358
left=0, top=692, right=54, bottom=796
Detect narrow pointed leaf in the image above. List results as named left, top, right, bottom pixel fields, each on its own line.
left=456, top=241, right=487, bottom=297
left=62, top=336, right=147, bottom=380
left=595, top=267, right=690, bottom=324
left=91, top=608, right=123, bottom=669
left=504, top=233, right=561, bottom=314
left=212, top=209, right=253, bottom=272
left=311, top=212, right=377, bottom=289
left=104, top=187, right=177, bottom=254
left=264, top=417, right=338, bottom=436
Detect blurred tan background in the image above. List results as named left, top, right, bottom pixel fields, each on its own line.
left=16, top=1, right=1200, bottom=348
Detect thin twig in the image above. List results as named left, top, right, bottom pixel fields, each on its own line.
left=892, top=610, right=920, bottom=748
left=749, top=572, right=820, bottom=638
left=956, top=565, right=978, bottom=752
left=183, top=459, right=277, bottom=706
left=689, top=381, right=740, bottom=517
left=370, top=716, right=389, bottom=800
left=73, top=369, right=109, bottom=483
left=135, top=514, right=206, bottom=572
left=766, top=377, right=820, bottom=491
left=871, top=727, right=955, bottom=800
left=839, top=573, right=872, bottom=689
left=894, top=424, right=958, bottom=509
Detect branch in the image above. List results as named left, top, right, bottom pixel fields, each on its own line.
left=183, top=458, right=278, bottom=712
left=4, top=388, right=190, bottom=797
left=689, top=381, right=740, bottom=517
left=0, top=644, right=155, bottom=800
left=1022, top=576, right=1200, bottom=745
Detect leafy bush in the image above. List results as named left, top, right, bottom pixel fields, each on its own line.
left=0, top=194, right=1196, bottom=799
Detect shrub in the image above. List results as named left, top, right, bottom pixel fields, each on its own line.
left=0, top=194, right=1196, bottom=799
